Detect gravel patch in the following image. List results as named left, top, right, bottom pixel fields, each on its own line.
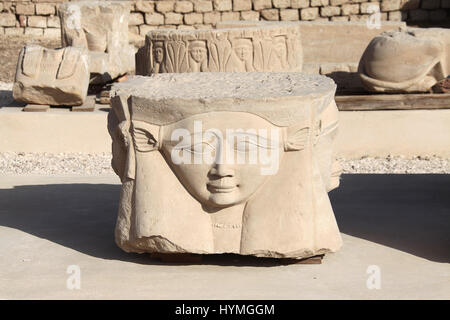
left=0, top=153, right=448, bottom=175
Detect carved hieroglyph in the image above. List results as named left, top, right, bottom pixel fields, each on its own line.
left=358, top=28, right=450, bottom=93
left=108, top=73, right=342, bottom=259
left=136, top=24, right=303, bottom=75
left=13, top=45, right=89, bottom=106
left=58, top=1, right=135, bottom=84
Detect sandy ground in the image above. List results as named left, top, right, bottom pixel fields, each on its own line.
left=0, top=174, right=448, bottom=299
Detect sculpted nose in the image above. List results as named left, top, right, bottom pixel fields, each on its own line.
left=209, top=163, right=234, bottom=178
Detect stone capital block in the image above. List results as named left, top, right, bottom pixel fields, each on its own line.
left=58, top=1, right=135, bottom=84
left=358, top=28, right=450, bottom=93
left=13, top=45, right=89, bottom=106
left=135, top=23, right=303, bottom=75
left=108, top=72, right=342, bottom=259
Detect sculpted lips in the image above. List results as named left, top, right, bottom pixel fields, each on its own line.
left=207, top=180, right=237, bottom=193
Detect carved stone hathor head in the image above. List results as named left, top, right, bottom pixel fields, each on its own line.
left=108, top=73, right=342, bottom=259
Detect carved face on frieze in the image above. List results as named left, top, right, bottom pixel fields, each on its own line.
left=189, top=41, right=207, bottom=64
left=153, top=42, right=165, bottom=63
left=232, top=39, right=253, bottom=62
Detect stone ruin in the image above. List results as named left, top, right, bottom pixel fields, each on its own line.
left=13, top=0, right=135, bottom=107
left=136, top=22, right=303, bottom=75
left=108, top=73, right=342, bottom=259
left=358, top=28, right=450, bottom=93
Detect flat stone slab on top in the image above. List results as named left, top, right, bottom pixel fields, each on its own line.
left=108, top=72, right=342, bottom=260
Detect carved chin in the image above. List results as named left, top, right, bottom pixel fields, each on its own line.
left=207, top=190, right=242, bottom=208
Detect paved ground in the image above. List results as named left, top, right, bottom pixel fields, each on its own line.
left=0, top=174, right=449, bottom=299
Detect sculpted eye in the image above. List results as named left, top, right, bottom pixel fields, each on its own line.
left=235, top=137, right=277, bottom=152
left=174, top=141, right=216, bottom=155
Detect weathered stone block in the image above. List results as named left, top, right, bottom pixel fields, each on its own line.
left=175, top=1, right=194, bottom=13
left=16, top=3, right=35, bottom=15
left=0, top=13, right=16, bottom=27
left=27, top=16, right=46, bottom=28
left=4, top=27, right=24, bottom=36
left=108, top=72, right=342, bottom=258
left=164, top=12, right=183, bottom=25
left=13, top=46, right=89, bottom=106
left=241, top=10, right=260, bottom=20
left=145, top=12, right=164, bottom=25
left=331, top=16, right=349, bottom=21
left=329, top=0, right=347, bottom=5
left=213, top=0, right=232, bottom=11
left=140, top=24, right=157, bottom=36
left=44, top=27, right=60, bottom=38
left=24, top=27, right=43, bottom=36
left=233, top=0, right=252, bottom=11
left=301, top=7, right=319, bottom=20
left=129, top=12, right=145, bottom=26
left=273, top=0, right=290, bottom=8
left=280, top=9, right=299, bottom=20
left=135, top=0, right=155, bottom=13
left=194, top=0, right=213, bottom=12
left=381, top=0, right=401, bottom=12
left=204, top=11, right=222, bottom=24
left=291, top=0, right=310, bottom=9
left=136, top=24, right=302, bottom=74
left=361, top=2, right=380, bottom=14
left=253, top=0, right=272, bottom=10
left=59, top=1, right=135, bottom=84
left=311, top=0, right=329, bottom=6
left=358, top=28, right=450, bottom=93
left=156, top=1, right=175, bottom=13
left=341, top=4, right=359, bottom=15
left=261, top=8, right=279, bottom=20
left=221, top=11, right=240, bottom=21
left=321, top=6, right=341, bottom=17
left=35, top=3, right=55, bottom=15
left=185, top=12, right=204, bottom=24
left=46, top=15, right=60, bottom=28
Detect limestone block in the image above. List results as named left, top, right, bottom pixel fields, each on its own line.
left=233, top=0, right=252, bottom=11
left=221, top=11, right=240, bottom=21
left=155, top=1, right=175, bottom=13
left=280, top=9, right=300, bottom=21
left=164, top=12, right=183, bottom=25
left=204, top=11, right=222, bottom=24
left=13, top=45, right=89, bottom=106
left=108, top=72, right=342, bottom=259
left=301, top=8, right=319, bottom=20
left=27, top=16, right=47, bottom=28
left=321, top=6, right=341, bottom=17
left=36, top=3, right=55, bottom=16
left=261, top=9, right=280, bottom=20
left=213, top=0, right=232, bottom=11
left=175, top=1, right=194, bottom=13
left=184, top=12, right=204, bottom=24
left=25, top=27, right=44, bottom=36
left=59, top=1, right=136, bottom=84
left=273, top=0, right=290, bottom=8
left=311, top=0, right=329, bottom=6
left=0, top=13, right=16, bottom=27
left=358, top=28, right=450, bottom=93
left=16, top=3, right=35, bottom=15
left=380, top=0, right=401, bottom=12
left=291, top=0, right=310, bottom=9
left=145, top=12, right=165, bottom=25
left=44, top=28, right=61, bottom=38
left=135, top=1, right=155, bottom=13
left=341, top=4, right=359, bottom=15
left=47, top=15, right=60, bottom=28
left=136, top=24, right=303, bottom=75
left=240, top=10, right=260, bottom=21
left=129, top=12, right=145, bottom=26
left=4, top=27, right=24, bottom=36
left=194, top=0, right=213, bottom=13
left=253, top=0, right=272, bottom=10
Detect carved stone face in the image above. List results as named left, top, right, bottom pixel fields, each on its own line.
left=153, top=44, right=164, bottom=63
left=159, top=112, right=283, bottom=209
left=190, top=47, right=207, bottom=63
left=233, top=39, right=252, bottom=62
left=274, top=37, right=287, bottom=60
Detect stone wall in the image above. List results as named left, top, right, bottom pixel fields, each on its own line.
left=0, top=0, right=448, bottom=37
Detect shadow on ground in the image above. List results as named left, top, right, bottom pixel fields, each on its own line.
left=0, top=174, right=449, bottom=265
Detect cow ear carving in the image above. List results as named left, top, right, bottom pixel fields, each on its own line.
left=131, top=120, right=161, bottom=152
left=284, top=126, right=310, bottom=152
